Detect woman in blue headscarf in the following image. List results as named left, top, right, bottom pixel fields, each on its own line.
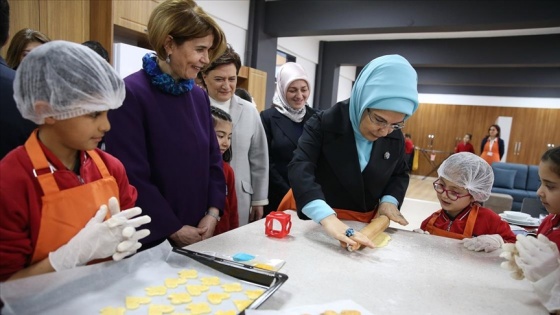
left=285, top=54, right=419, bottom=249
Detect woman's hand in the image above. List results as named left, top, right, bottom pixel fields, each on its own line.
left=320, top=215, right=375, bottom=250
left=377, top=202, right=408, bottom=226
left=249, top=206, right=264, bottom=222
left=198, top=207, right=219, bottom=240
left=170, top=225, right=208, bottom=247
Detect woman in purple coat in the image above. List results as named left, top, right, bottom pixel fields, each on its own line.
left=105, top=0, right=227, bottom=250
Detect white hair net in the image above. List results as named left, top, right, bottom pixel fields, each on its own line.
left=437, top=152, right=494, bottom=202
left=14, top=40, right=125, bottom=124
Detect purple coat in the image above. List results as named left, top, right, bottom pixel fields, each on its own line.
left=105, top=70, right=225, bottom=249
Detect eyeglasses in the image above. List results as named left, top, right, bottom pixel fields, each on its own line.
left=366, top=109, right=405, bottom=130
left=432, top=180, right=471, bottom=201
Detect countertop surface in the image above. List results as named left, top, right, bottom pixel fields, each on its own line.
left=187, top=210, right=547, bottom=314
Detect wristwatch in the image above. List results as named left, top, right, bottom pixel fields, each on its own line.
left=205, top=211, right=220, bottom=222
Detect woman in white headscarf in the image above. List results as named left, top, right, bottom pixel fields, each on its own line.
left=280, top=55, right=419, bottom=251
left=260, top=62, right=317, bottom=215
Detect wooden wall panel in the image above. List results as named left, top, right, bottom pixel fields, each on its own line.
left=39, top=0, right=89, bottom=44
left=1, top=0, right=40, bottom=58
left=405, top=104, right=560, bottom=177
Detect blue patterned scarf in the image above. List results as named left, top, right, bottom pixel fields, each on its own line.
left=142, top=53, right=194, bottom=95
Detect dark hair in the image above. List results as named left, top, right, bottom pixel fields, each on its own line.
left=82, top=40, right=110, bottom=63
left=488, top=124, right=501, bottom=138
left=6, top=28, right=51, bottom=69
left=0, top=0, right=9, bottom=47
left=541, top=147, right=560, bottom=177
left=210, top=106, right=233, bottom=162
left=405, top=133, right=412, bottom=139
left=201, top=45, right=241, bottom=75
left=235, top=88, right=252, bottom=103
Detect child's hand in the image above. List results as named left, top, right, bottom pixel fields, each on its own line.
left=515, top=234, right=560, bottom=282
left=412, top=228, right=430, bottom=235
left=460, top=234, right=503, bottom=252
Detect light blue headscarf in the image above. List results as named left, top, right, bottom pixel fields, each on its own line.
left=348, top=54, right=419, bottom=171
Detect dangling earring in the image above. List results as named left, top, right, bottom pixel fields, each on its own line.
left=165, top=54, right=171, bottom=64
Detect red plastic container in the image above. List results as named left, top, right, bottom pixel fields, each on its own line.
left=265, top=211, right=292, bottom=238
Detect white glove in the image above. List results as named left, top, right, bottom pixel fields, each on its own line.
left=49, top=199, right=151, bottom=271
left=412, top=228, right=430, bottom=235
left=514, top=234, right=560, bottom=282
left=459, top=234, right=504, bottom=253
left=107, top=197, right=151, bottom=261
left=500, top=243, right=524, bottom=280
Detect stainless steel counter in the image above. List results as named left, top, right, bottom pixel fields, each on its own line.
left=187, top=211, right=547, bottom=314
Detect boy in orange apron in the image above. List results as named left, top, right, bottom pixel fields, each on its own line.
left=0, top=41, right=151, bottom=281
left=414, top=152, right=516, bottom=252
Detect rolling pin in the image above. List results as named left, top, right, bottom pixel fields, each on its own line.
left=341, top=215, right=390, bottom=251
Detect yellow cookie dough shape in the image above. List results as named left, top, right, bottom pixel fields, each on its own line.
left=372, top=232, right=391, bottom=247
left=221, top=282, right=242, bottom=292
left=125, top=296, right=152, bottom=309
left=215, top=311, right=236, bottom=315
left=233, top=299, right=253, bottom=311
left=100, top=306, right=126, bottom=315
left=253, top=263, right=274, bottom=271
left=185, top=302, right=212, bottom=315
left=207, top=292, right=230, bottom=304
left=186, top=284, right=210, bottom=296
left=245, top=289, right=264, bottom=300
left=148, top=304, right=174, bottom=315
left=178, top=269, right=198, bottom=279
left=167, top=292, right=192, bottom=304
left=165, top=277, right=187, bottom=288
left=200, top=276, right=220, bottom=286
left=145, top=285, right=168, bottom=296
left=340, top=310, right=362, bottom=315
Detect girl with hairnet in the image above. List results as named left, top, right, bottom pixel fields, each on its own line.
left=280, top=55, right=418, bottom=250
left=414, top=152, right=516, bottom=252
left=501, top=147, right=560, bottom=313
left=0, top=41, right=151, bottom=281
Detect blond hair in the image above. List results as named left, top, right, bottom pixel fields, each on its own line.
left=148, top=0, right=226, bottom=63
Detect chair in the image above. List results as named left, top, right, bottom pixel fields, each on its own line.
left=520, top=197, right=548, bottom=218
left=483, top=193, right=513, bottom=214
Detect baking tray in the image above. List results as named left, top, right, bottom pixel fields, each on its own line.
left=172, top=247, right=289, bottom=313
left=0, top=242, right=288, bottom=315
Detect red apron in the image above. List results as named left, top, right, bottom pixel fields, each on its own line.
left=25, top=130, right=120, bottom=263
left=425, top=205, right=480, bottom=240
left=277, top=188, right=376, bottom=223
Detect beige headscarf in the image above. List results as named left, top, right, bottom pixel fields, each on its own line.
left=272, top=62, right=310, bottom=123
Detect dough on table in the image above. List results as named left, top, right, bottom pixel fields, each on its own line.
left=215, top=311, right=236, bottom=315
left=371, top=232, right=391, bottom=247
left=145, top=285, right=168, bottom=296
left=341, top=311, right=362, bottom=315
left=221, top=282, right=243, bottom=292
left=185, top=302, right=212, bottom=315
left=245, top=289, right=264, bottom=300
left=200, top=276, right=221, bottom=286
left=100, top=306, right=126, bottom=315
left=148, top=304, right=174, bottom=315
left=125, top=296, right=151, bottom=309
left=165, top=277, right=187, bottom=288
left=167, top=292, right=192, bottom=304
left=178, top=269, right=198, bottom=279
left=186, top=284, right=210, bottom=296
left=207, top=292, right=230, bottom=304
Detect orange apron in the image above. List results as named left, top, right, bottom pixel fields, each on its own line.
left=425, top=205, right=479, bottom=240
left=26, top=130, right=120, bottom=263
left=277, top=188, right=376, bottom=223
left=481, top=139, right=500, bottom=165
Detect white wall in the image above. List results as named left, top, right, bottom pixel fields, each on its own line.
left=337, top=66, right=357, bottom=102
left=196, top=1, right=250, bottom=64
